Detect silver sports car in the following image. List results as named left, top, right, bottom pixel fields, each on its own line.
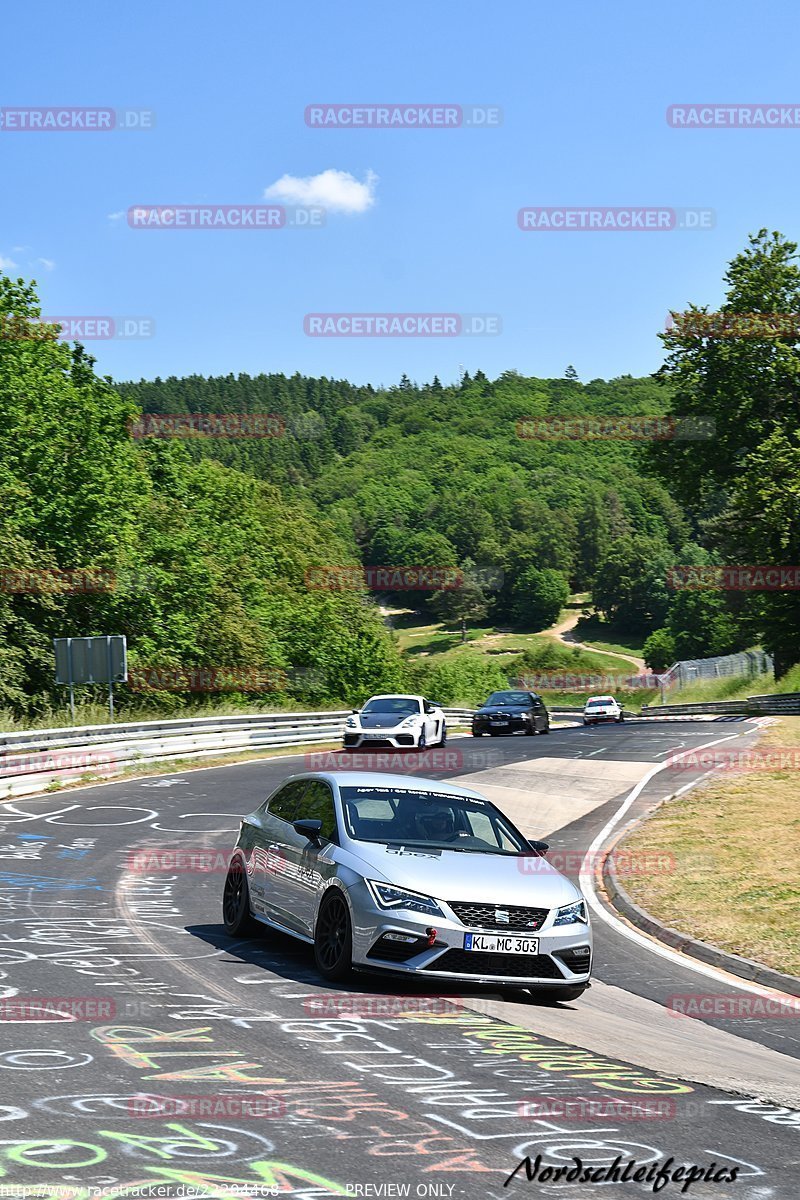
left=223, top=771, right=592, bottom=999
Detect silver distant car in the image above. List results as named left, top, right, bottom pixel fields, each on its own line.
left=223, top=771, right=592, bottom=1000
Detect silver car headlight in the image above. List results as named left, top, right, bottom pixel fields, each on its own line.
left=399, top=714, right=421, bottom=727
left=366, top=880, right=445, bottom=917
left=553, top=900, right=588, bottom=926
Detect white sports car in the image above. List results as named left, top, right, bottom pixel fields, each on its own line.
left=343, top=694, right=446, bottom=751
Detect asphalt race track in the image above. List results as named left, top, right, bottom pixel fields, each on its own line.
left=0, top=719, right=797, bottom=1199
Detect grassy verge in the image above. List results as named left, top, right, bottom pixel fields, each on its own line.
left=0, top=697, right=346, bottom=735
left=660, top=661, right=800, bottom=706
left=572, top=615, right=647, bottom=658
left=617, top=716, right=800, bottom=978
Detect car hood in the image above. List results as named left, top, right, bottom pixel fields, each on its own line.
left=357, top=712, right=418, bottom=729
left=345, top=843, right=580, bottom=907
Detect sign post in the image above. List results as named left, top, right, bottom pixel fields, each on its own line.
left=54, top=635, right=127, bottom=723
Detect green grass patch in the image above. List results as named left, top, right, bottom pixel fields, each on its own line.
left=572, top=615, right=647, bottom=657
left=618, top=717, right=800, bottom=976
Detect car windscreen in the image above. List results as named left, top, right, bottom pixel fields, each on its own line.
left=340, top=785, right=529, bottom=854
left=586, top=698, right=614, bottom=707
left=484, top=691, right=531, bottom=706
left=362, top=698, right=420, bottom=715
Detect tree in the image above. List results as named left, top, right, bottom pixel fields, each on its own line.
left=510, top=567, right=569, bottom=630
left=650, top=230, right=800, bottom=674
left=651, top=229, right=800, bottom=511
left=430, top=558, right=491, bottom=643
left=642, top=628, right=676, bottom=673
left=564, top=364, right=579, bottom=381
left=712, top=429, right=800, bottom=675
left=592, top=536, right=671, bottom=630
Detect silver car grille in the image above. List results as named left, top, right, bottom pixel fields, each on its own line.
left=448, top=901, right=548, bottom=931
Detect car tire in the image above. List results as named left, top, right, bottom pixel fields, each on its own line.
left=222, top=857, right=259, bottom=938
left=525, top=720, right=536, bottom=736
left=541, top=722, right=550, bottom=734
left=525, top=984, right=588, bottom=1004
left=616, top=715, right=624, bottom=723
left=314, top=890, right=353, bottom=981
left=436, top=723, right=447, bottom=747
left=418, top=727, right=427, bottom=752
left=472, top=729, right=483, bottom=737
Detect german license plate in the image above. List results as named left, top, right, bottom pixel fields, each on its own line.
left=463, top=933, right=539, bottom=954
left=490, top=720, right=509, bottom=726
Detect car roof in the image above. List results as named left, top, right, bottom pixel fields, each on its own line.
left=586, top=695, right=615, bottom=702
left=281, top=770, right=485, bottom=798
left=364, top=694, right=423, bottom=702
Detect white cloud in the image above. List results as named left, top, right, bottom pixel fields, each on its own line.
left=0, top=255, right=17, bottom=271
left=37, top=257, right=56, bottom=271
left=264, top=168, right=377, bottom=214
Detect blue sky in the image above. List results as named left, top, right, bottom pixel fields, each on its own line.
left=2, top=0, right=798, bottom=387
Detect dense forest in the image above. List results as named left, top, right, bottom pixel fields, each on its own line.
left=1, top=230, right=798, bottom=716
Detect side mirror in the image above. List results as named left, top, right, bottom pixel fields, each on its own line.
left=351, top=708, right=359, bottom=714
left=528, top=839, right=549, bottom=856
left=293, top=818, right=323, bottom=844
left=424, top=702, right=435, bottom=714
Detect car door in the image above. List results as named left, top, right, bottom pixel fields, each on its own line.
left=423, top=699, right=440, bottom=743
left=531, top=695, right=547, bottom=731
left=256, top=779, right=310, bottom=928
left=276, top=779, right=340, bottom=936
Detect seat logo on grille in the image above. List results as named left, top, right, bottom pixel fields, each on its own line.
left=494, top=909, right=510, bottom=923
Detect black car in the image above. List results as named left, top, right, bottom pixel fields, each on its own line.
left=472, top=690, right=550, bottom=737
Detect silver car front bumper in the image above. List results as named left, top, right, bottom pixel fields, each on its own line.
left=345, top=879, right=592, bottom=987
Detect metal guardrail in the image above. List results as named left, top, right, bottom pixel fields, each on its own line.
left=0, top=708, right=476, bottom=799
left=641, top=691, right=800, bottom=717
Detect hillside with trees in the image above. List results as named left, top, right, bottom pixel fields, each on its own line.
left=2, top=229, right=797, bottom=718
